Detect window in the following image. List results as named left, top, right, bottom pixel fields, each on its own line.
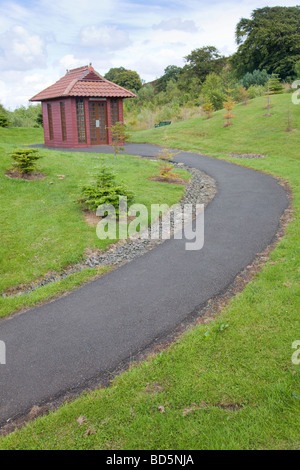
left=60, top=101, right=67, bottom=141
left=76, top=98, right=86, bottom=143
left=110, top=99, right=119, bottom=125
left=47, top=103, right=54, bottom=140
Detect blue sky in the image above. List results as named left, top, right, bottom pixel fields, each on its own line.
left=0, top=0, right=298, bottom=108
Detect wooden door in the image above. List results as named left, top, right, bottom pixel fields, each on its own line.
left=89, top=101, right=108, bottom=145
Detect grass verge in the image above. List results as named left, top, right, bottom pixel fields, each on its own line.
left=0, top=128, right=188, bottom=318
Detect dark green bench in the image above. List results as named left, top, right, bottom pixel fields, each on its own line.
left=154, top=121, right=171, bottom=128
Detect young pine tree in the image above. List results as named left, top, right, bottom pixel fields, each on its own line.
left=238, top=85, right=250, bottom=105
left=157, top=133, right=179, bottom=180
left=202, top=100, right=214, bottom=119
left=223, top=96, right=235, bottom=127
left=109, top=122, right=130, bottom=158
left=264, top=84, right=272, bottom=117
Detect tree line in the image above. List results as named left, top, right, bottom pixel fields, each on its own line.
left=1, top=6, right=299, bottom=128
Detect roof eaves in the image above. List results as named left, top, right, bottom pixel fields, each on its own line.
left=101, top=78, right=137, bottom=98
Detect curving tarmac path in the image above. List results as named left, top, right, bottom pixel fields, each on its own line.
left=0, top=144, right=288, bottom=426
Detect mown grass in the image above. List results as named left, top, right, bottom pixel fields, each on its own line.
left=0, top=128, right=188, bottom=317
left=132, top=93, right=300, bottom=160
left=0, top=94, right=299, bottom=449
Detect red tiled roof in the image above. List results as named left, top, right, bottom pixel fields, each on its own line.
left=30, top=65, right=136, bottom=101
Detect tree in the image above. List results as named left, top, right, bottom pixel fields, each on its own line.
left=201, top=73, right=226, bottom=110
left=202, top=100, right=214, bottom=119
left=104, top=67, right=142, bottom=91
left=0, top=103, right=9, bottom=127
left=285, top=105, right=293, bottom=132
left=36, top=110, right=43, bottom=127
left=232, top=6, right=300, bottom=80
left=10, top=149, right=42, bottom=174
left=78, top=164, right=135, bottom=214
left=157, top=134, right=179, bottom=180
left=0, top=115, right=9, bottom=128
left=156, top=65, right=183, bottom=92
left=237, top=85, right=250, bottom=105
left=264, top=84, right=272, bottom=117
left=268, top=75, right=284, bottom=94
left=223, top=95, right=235, bottom=127
left=295, top=60, right=300, bottom=78
left=184, top=46, right=226, bottom=83
left=109, top=122, right=131, bottom=158
left=240, top=69, right=271, bottom=89
left=137, top=84, right=155, bottom=103
left=8, top=104, right=42, bottom=127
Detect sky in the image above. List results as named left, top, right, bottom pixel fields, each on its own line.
left=0, top=0, right=298, bottom=109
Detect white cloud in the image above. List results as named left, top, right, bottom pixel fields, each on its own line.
left=59, top=54, right=87, bottom=70
left=80, top=25, right=131, bottom=50
left=1, top=0, right=300, bottom=108
left=0, top=71, right=52, bottom=109
left=153, top=18, right=199, bottom=33
left=0, top=26, right=47, bottom=71
left=0, top=81, right=8, bottom=106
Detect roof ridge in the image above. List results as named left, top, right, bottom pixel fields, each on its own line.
left=29, top=65, right=137, bottom=101
left=63, top=78, right=78, bottom=96
left=67, top=65, right=89, bottom=73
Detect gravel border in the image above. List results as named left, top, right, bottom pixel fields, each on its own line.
left=4, top=162, right=217, bottom=299
left=229, top=153, right=266, bottom=159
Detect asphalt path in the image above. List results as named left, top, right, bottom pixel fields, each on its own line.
left=0, top=144, right=288, bottom=426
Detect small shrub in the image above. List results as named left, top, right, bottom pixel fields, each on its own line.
left=223, top=96, right=235, bottom=127
left=268, top=75, right=284, bottom=94
left=247, top=85, right=265, bottom=99
left=0, top=115, right=9, bottom=128
left=240, top=69, right=270, bottom=89
left=10, top=148, right=42, bottom=174
left=108, top=122, right=131, bottom=158
left=36, top=111, right=43, bottom=127
left=78, top=165, right=135, bottom=214
left=285, top=105, right=294, bottom=132
left=264, top=84, right=272, bottom=117
left=202, top=100, right=214, bottom=119
left=157, top=135, right=179, bottom=179
left=237, top=85, right=250, bottom=105
left=157, top=106, right=173, bottom=122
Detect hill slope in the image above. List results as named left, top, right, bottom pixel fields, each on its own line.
left=1, top=93, right=299, bottom=450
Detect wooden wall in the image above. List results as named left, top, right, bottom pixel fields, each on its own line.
left=42, top=97, right=124, bottom=148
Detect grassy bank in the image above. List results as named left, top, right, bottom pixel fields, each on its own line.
left=0, top=128, right=188, bottom=317
left=0, top=94, right=299, bottom=449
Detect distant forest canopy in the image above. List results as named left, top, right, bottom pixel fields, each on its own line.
left=1, top=5, right=299, bottom=128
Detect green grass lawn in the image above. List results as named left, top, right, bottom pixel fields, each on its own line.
left=0, top=128, right=188, bottom=318
left=0, top=94, right=299, bottom=450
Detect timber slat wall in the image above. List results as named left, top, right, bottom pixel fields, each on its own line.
left=42, top=97, right=123, bottom=148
